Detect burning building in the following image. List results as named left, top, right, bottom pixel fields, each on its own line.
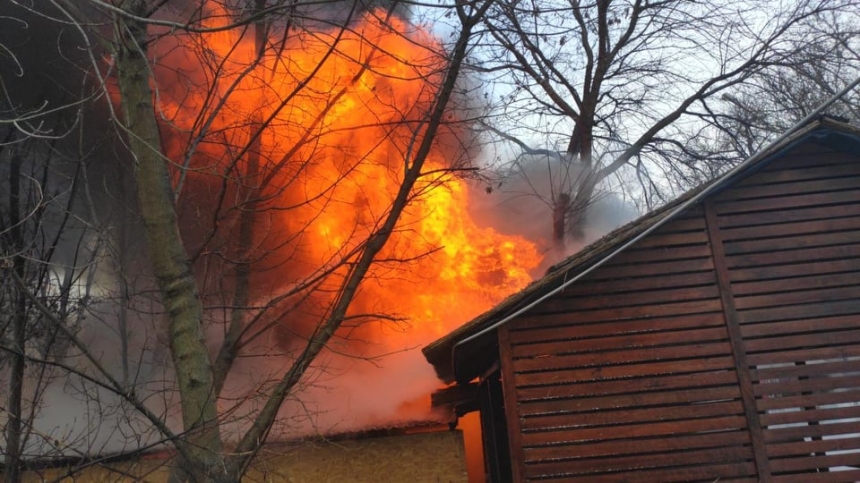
left=424, top=117, right=860, bottom=482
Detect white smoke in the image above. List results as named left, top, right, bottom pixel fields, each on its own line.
left=469, top=151, right=639, bottom=271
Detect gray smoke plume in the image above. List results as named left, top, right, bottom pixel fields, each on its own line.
left=470, top=151, right=638, bottom=272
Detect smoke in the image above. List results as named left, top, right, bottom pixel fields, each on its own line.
left=469, top=152, right=639, bottom=271
left=9, top=295, right=176, bottom=459
left=220, top=339, right=445, bottom=436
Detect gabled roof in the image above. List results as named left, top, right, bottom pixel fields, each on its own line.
left=423, top=117, right=860, bottom=384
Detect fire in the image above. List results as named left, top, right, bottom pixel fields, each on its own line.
left=154, top=7, right=541, bottom=366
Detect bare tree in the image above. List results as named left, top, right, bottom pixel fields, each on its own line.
left=475, top=0, right=858, bottom=248
left=709, top=13, right=860, bottom=160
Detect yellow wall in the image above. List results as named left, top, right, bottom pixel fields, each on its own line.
left=18, top=430, right=468, bottom=483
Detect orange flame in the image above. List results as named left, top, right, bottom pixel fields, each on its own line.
left=154, top=7, right=541, bottom=368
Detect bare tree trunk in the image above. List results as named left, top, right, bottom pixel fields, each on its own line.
left=551, top=192, right=570, bottom=255
left=113, top=1, right=222, bottom=479
left=4, top=152, right=26, bottom=483
left=565, top=175, right=596, bottom=241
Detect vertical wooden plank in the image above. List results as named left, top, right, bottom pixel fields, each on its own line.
left=705, top=201, right=773, bottom=482
left=498, top=324, right=527, bottom=482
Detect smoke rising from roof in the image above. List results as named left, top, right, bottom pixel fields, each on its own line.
left=470, top=152, right=639, bottom=271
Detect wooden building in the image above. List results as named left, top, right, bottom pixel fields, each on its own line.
left=423, top=118, right=860, bottom=482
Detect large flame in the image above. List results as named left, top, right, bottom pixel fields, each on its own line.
left=153, top=5, right=541, bottom=421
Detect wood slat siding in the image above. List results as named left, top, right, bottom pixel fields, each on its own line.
left=506, top=209, right=756, bottom=482
left=500, top=143, right=860, bottom=482
left=713, top=146, right=860, bottom=482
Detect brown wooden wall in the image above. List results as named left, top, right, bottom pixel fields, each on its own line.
left=500, top=141, right=860, bottom=482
